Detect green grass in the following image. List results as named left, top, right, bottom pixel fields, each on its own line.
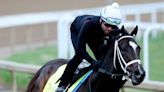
left=149, top=32, right=164, bottom=81
left=0, top=46, right=58, bottom=89
left=136, top=32, right=164, bottom=82
left=6, top=46, right=58, bottom=65
left=0, top=32, right=164, bottom=91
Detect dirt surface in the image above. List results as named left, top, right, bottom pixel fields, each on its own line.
left=0, top=0, right=162, bottom=16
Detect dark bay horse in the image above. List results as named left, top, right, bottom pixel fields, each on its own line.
left=27, top=26, right=145, bottom=92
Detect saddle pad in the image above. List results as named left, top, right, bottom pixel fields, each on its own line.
left=43, top=64, right=66, bottom=92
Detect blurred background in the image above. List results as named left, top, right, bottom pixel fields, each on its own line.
left=0, top=0, right=163, bottom=92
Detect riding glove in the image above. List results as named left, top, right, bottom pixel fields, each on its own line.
left=92, top=60, right=102, bottom=71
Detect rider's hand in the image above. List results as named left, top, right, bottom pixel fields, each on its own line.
left=92, top=60, right=102, bottom=71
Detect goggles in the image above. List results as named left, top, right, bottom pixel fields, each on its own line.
left=101, top=17, right=121, bottom=26
left=102, top=22, right=118, bottom=29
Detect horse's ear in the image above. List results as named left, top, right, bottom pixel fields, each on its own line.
left=131, top=26, right=138, bottom=37
left=121, top=25, right=125, bottom=31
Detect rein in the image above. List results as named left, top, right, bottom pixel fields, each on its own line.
left=98, top=35, right=141, bottom=79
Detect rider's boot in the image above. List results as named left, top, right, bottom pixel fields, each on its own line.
left=55, top=55, right=82, bottom=92
left=55, top=86, right=66, bottom=92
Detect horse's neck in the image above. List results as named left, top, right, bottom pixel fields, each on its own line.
left=90, top=72, right=124, bottom=92
left=90, top=44, right=125, bottom=91
left=102, top=44, right=115, bottom=71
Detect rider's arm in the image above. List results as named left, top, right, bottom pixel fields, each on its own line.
left=75, top=21, right=95, bottom=64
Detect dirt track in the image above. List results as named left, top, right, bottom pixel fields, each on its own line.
left=0, top=0, right=162, bottom=16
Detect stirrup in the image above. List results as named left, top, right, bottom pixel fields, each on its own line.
left=55, top=86, right=65, bottom=92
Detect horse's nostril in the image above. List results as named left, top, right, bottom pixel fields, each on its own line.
left=134, top=70, right=140, bottom=75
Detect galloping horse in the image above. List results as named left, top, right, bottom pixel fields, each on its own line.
left=27, top=26, right=145, bottom=92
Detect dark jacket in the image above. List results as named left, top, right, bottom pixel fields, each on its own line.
left=70, top=15, right=106, bottom=63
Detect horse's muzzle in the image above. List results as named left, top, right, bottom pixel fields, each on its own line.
left=131, top=64, right=145, bottom=85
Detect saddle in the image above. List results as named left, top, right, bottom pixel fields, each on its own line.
left=43, top=61, right=93, bottom=92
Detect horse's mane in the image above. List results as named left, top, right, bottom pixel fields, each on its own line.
left=108, top=27, right=130, bottom=40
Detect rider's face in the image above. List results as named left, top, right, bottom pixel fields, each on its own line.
left=101, top=21, right=117, bottom=34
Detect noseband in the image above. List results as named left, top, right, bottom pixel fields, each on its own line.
left=98, top=35, right=141, bottom=79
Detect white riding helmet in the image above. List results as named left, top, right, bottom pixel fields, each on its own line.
left=100, top=2, right=122, bottom=26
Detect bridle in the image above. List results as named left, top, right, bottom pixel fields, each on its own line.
left=89, top=35, right=141, bottom=92
left=98, top=35, right=141, bottom=79
left=113, top=35, right=141, bottom=75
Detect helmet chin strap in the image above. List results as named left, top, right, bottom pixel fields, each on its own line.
left=113, top=36, right=141, bottom=79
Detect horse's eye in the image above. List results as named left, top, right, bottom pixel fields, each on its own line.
left=121, top=47, right=127, bottom=51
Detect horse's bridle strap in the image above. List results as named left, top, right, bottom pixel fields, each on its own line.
left=113, top=35, right=141, bottom=74
left=98, top=68, right=125, bottom=79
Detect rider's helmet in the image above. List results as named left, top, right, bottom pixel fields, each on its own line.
left=100, top=2, right=122, bottom=26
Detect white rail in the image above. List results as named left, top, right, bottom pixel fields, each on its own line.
left=0, top=60, right=40, bottom=92
left=0, top=60, right=164, bottom=92
left=0, top=2, right=163, bottom=28
left=143, top=25, right=164, bottom=81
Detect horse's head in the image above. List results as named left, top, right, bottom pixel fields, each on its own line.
left=101, top=26, right=145, bottom=85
